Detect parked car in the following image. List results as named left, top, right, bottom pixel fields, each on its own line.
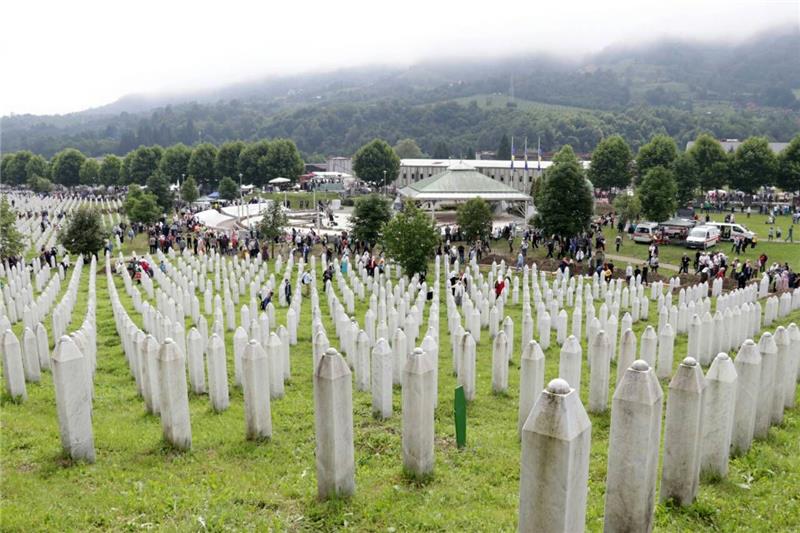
left=707, top=222, right=756, bottom=242
left=632, top=222, right=660, bottom=243
left=686, top=225, right=721, bottom=249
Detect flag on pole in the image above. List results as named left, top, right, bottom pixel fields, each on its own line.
left=510, top=136, right=515, bottom=169
left=524, top=137, right=529, bottom=170
left=537, top=136, right=542, bottom=171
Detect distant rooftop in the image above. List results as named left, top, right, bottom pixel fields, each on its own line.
left=685, top=139, right=790, bottom=153
left=400, top=158, right=590, bottom=170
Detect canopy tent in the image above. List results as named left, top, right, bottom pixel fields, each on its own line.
left=268, top=177, right=291, bottom=185
left=398, top=161, right=533, bottom=202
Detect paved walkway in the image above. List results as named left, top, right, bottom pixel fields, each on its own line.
left=605, top=254, right=680, bottom=272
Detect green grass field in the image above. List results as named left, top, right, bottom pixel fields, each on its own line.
left=2, top=245, right=799, bottom=531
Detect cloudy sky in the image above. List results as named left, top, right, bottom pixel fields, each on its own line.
left=1, top=0, right=797, bottom=116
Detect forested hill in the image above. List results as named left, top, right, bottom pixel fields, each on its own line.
left=3, top=27, right=799, bottom=159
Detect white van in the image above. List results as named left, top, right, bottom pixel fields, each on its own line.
left=633, top=222, right=659, bottom=244
left=708, top=222, right=756, bottom=242
left=686, top=225, right=721, bottom=249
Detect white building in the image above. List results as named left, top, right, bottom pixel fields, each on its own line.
left=397, top=158, right=590, bottom=194
left=326, top=156, right=353, bottom=175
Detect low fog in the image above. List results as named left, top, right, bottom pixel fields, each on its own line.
left=1, top=0, right=797, bottom=116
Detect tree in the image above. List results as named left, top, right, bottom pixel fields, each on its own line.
left=672, top=152, right=700, bottom=206
left=124, top=185, right=162, bottom=226
left=350, top=194, right=392, bottom=244
left=636, top=134, right=678, bottom=179
left=159, top=143, right=192, bottom=182
left=261, top=138, right=304, bottom=183
left=352, top=139, right=400, bottom=187
left=497, top=134, right=511, bottom=160
left=533, top=145, right=593, bottom=238
left=181, top=176, right=200, bottom=204
left=587, top=135, right=632, bottom=190
left=612, top=193, right=641, bottom=225
left=51, top=148, right=86, bottom=187
left=79, top=158, right=100, bottom=185
left=432, top=140, right=449, bottom=159
left=216, top=140, right=245, bottom=179
left=238, top=140, right=271, bottom=185
left=257, top=200, right=288, bottom=244
left=0, top=196, right=25, bottom=260
left=187, top=143, right=218, bottom=189
left=456, top=197, right=493, bottom=243
left=687, top=134, right=728, bottom=191
left=99, top=155, right=122, bottom=186
left=382, top=201, right=438, bottom=277
left=58, top=206, right=108, bottom=258
left=218, top=176, right=239, bottom=201
left=777, top=134, right=800, bottom=193
left=729, top=137, right=778, bottom=193
left=25, top=154, right=49, bottom=181
left=637, top=167, right=677, bottom=222
left=146, top=173, right=173, bottom=213
left=394, top=138, right=423, bottom=159
left=5, top=151, right=33, bottom=185
left=127, top=145, right=163, bottom=184
left=27, top=175, right=54, bottom=193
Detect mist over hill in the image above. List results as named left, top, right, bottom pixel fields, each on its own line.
left=2, top=27, right=798, bottom=159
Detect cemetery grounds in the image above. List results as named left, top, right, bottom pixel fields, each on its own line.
left=1, top=234, right=800, bottom=531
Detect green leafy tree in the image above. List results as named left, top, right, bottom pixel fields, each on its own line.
left=159, top=143, right=192, bottom=182
left=238, top=140, right=271, bottom=185
left=262, top=138, right=304, bottom=182
left=58, top=206, right=108, bottom=258
left=456, top=197, right=493, bottom=243
left=27, top=175, right=54, bottom=193
left=216, top=140, right=245, bottom=179
left=124, top=185, right=162, bottom=226
left=181, top=176, right=200, bottom=204
left=1, top=154, right=13, bottom=181
left=394, top=138, right=424, bottom=159
left=146, top=173, right=173, bottom=213
left=382, top=201, right=438, bottom=277
left=51, top=148, right=86, bottom=187
left=257, top=200, right=288, bottom=243
left=687, top=134, right=729, bottom=191
left=588, top=135, right=632, bottom=190
left=25, top=154, right=49, bottom=181
left=352, top=139, right=400, bottom=187
left=0, top=196, right=25, bottom=260
left=777, top=134, right=800, bottom=192
left=350, top=194, right=392, bottom=244
left=79, top=158, right=100, bottom=185
left=729, top=137, right=778, bottom=193
left=5, top=151, right=33, bottom=185
left=218, top=176, right=239, bottom=201
left=612, top=193, right=641, bottom=225
left=497, top=134, right=511, bottom=160
left=637, top=167, right=678, bottom=222
left=672, top=152, right=700, bottom=205
left=533, top=145, right=593, bottom=238
left=188, top=143, right=218, bottom=189
left=121, top=151, right=134, bottom=184
left=99, top=155, right=122, bottom=186
left=127, top=145, right=163, bottom=184
left=636, top=134, right=678, bottom=179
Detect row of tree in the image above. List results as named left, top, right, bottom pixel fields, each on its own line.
left=1, top=138, right=305, bottom=191
left=587, top=133, right=800, bottom=196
